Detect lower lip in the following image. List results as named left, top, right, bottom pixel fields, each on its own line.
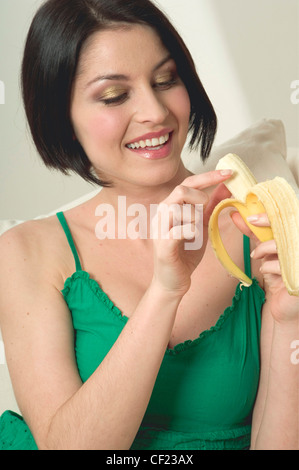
left=126, top=133, right=173, bottom=160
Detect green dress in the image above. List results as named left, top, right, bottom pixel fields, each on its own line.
left=0, top=212, right=265, bottom=450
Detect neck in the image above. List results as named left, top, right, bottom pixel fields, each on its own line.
left=91, top=161, right=193, bottom=241
left=98, top=162, right=192, bottom=208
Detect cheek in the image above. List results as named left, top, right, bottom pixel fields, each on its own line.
left=86, top=113, right=124, bottom=145
left=89, top=114, right=117, bottom=141
left=74, top=109, right=126, bottom=150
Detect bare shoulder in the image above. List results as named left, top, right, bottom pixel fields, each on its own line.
left=0, top=216, right=70, bottom=290
left=0, top=217, right=83, bottom=446
left=0, top=215, right=72, bottom=330
left=0, top=215, right=62, bottom=248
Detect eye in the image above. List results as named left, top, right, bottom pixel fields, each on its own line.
left=101, top=93, right=128, bottom=106
left=154, top=72, right=179, bottom=90
left=97, top=87, right=128, bottom=106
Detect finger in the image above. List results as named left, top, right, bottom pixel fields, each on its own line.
left=169, top=223, right=200, bottom=241
left=163, top=184, right=209, bottom=207
left=247, top=213, right=271, bottom=227
left=229, top=210, right=260, bottom=241
left=160, top=170, right=233, bottom=216
left=155, top=203, right=203, bottom=240
left=182, top=169, right=234, bottom=191
left=203, top=183, right=232, bottom=225
left=250, top=240, right=277, bottom=259
left=172, top=204, right=203, bottom=228
left=260, top=259, right=281, bottom=276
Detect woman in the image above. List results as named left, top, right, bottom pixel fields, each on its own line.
left=0, top=0, right=298, bottom=450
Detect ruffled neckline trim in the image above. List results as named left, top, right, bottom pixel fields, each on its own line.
left=166, top=277, right=264, bottom=355
left=62, top=270, right=128, bottom=324
left=62, top=270, right=265, bottom=356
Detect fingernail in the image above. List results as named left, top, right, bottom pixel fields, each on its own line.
left=220, top=169, right=234, bottom=176
left=250, top=249, right=255, bottom=258
left=229, top=210, right=238, bottom=218
left=247, top=215, right=259, bottom=223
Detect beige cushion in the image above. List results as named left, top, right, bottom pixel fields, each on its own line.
left=182, top=118, right=298, bottom=189
left=286, top=147, right=299, bottom=187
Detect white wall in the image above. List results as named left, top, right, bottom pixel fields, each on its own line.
left=0, top=0, right=94, bottom=220
left=158, top=0, right=299, bottom=146
left=0, top=0, right=298, bottom=220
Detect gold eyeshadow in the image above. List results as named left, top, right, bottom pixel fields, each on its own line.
left=99, top=86, right=127, bottom=100
left=93, top=67, right=178, bottom=105
left=155, top=72, right=174, bottom=84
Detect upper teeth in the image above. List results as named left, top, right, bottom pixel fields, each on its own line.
left=127, top=133, right=170, bottom=149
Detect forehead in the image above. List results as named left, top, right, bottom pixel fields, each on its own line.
left=76, top=24, right=169, bottom=79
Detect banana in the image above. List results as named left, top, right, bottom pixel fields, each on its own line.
left=216, top=153, right=257, bottom=201
left=208, top=153, right=299, bottom=296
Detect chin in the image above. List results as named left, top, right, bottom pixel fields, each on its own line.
left=137, top=159, right=186, bottom=188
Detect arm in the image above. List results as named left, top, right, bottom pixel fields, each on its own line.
left=0, top=223, right=182, bottom=450
left=251, top=305, right=298, bottom=450
left=248, top=230, right=299, bottom=449
left=47, top=281, right=181, bottom=450
left=0, top=171, right=232, bottom=450
left=230, top=211, right=299, bottom=449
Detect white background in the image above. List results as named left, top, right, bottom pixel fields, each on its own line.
left=0, top=0, right=298, bottom=220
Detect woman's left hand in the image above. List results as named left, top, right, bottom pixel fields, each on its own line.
left=231, top=211, right=299, bottom=323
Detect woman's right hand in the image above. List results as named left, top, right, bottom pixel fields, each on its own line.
left=151, top=170, right=233, bottom=296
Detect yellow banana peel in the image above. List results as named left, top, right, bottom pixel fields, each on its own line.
left=208, top=153, right=299, bottom=296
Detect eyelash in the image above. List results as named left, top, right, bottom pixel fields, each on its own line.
left=154, top=77, right=178, bottom=90
left=101, top=93, right=128, bottom=106
left=100, top=76, right=179, bottom=106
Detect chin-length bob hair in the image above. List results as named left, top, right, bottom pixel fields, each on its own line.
left=21, top=0, right=217, bottom=186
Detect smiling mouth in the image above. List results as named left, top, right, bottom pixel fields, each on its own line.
left=126, top=132, right=171, bottom=151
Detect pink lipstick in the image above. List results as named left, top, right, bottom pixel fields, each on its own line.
left=125, top=129, right=173, bottom=160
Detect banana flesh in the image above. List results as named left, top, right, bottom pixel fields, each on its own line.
left=208, top=153, right=299, bottom=296
left=216, top=153, right=257, bottom=201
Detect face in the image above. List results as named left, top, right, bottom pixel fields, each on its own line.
left=71, top=25, right=191, bottom=190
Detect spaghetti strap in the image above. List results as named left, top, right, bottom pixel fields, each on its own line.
left=56, top=211, right=82, bottom=272
left=243, top=235, right=252, bottom=279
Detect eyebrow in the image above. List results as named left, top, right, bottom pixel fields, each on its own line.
left=85, top=54, right=172, bottom=89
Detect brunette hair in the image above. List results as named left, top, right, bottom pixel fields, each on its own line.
left=21, top=0, right=217, bottom=186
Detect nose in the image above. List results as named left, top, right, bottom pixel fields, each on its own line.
left=134, top=86, right=169, bottom=124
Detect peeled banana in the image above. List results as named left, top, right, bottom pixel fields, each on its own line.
left=208, top=153, right=299, bottom=296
